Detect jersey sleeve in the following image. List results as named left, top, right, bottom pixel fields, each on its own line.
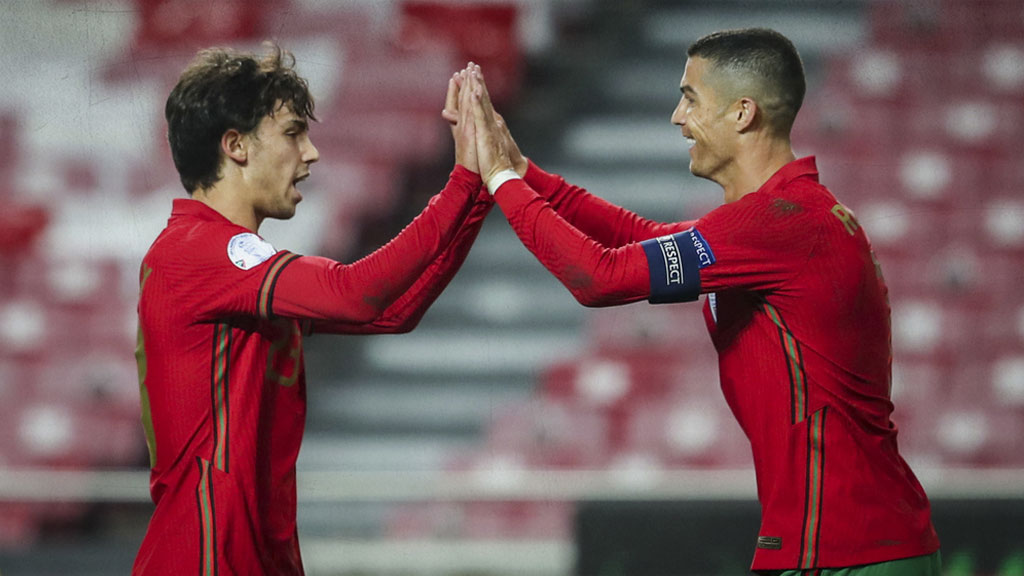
left=189, top=166, right=480, bottom=324
left=638, top=193, right=823, bottom=304
left=310, top=186, right=494, bottom=334
left=493, top=178, right=652, bottom=307
left=524, top=160, right=694, bottom=247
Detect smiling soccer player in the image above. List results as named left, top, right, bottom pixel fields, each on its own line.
left=464, top=28, right=941, bottom=575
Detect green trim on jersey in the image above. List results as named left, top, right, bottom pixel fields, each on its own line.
left=763, top=302, right=807, bottom=424
left=196, top=457, right=217, bottom=576
left=211, top=324, right=231, bottom=473
left=136, top=264, right=156, bottom=468
left=801, top=408, right=827, bottom=568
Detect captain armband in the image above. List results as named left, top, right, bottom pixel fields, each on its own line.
left=640, top=227, right=716, bottom=304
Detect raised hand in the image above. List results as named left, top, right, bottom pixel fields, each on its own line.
left=493, top=111, right=527, bottom=178
left=465, top=65, right=514, bottom=184
left=444, top=65, right=478, bottom=174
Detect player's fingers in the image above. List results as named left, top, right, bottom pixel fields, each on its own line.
left=472, top=65, right=495, bottom=111
left=471, top=87, right=494, bottom=135
left=471, top=69, right=497, bottom=125
left=458, top=68, right=474, bottom=127
left=442, top=75, right=458, bottom=125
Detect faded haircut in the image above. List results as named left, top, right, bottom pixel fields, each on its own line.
left=688, top=28, right=805, bottom=137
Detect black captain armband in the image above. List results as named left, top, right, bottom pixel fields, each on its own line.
left=640, top=227, right=715, bottom=304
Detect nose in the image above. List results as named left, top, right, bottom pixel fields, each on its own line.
left=671, top=98, right=687, bottom=127
left=302, top=135, right=320, bottom=165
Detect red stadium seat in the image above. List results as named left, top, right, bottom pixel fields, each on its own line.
left=398, top=2, right=522, bottom=106
left=131, top=0, right=278, bottom=52
left=480, top=398, right=609, bottom=469
left=585, top=301, right=713, bottom=353
left=460, top=500, right=572, bottom=540
left=0, top=504, right=40, bottom=549
left=868, top=0, right=1024, bottom=50
left=0, top=204, right=48, bottom=257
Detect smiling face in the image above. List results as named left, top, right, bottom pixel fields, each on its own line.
left=670, top=57, right=738, bottom=184
left=243, top=103, right=319, bottom=221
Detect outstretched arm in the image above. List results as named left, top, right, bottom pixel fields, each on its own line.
left=467, top=67, right=652, bottom=307
left=307, top=66, right=493, bottom=334
left=261, top=68, right=485, bottom=325
left=264, top=166, right=479, bottom=324
left=492, top=177, right=652, bottom=307
left=310, top=185, right=493, bottom=334
left=522, top=158, right=694, bottom=247
left=495, top=111, right=692, bottom=246
left=443, top=80, right=691, bottom=247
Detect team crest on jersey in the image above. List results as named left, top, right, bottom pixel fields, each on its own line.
left=227, top=233, right=277, bottom=270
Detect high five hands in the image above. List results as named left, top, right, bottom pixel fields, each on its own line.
left=442, top=63, right=528, bottom=181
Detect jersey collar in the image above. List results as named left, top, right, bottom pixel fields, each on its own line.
left=757, top=156, right=819, bottom=197
left=171, top=198, right=235, bottom=224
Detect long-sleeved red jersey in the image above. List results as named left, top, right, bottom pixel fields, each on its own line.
left=133, top=166, right=489, bottom=575
left=494, top=157, right=939, bottom=570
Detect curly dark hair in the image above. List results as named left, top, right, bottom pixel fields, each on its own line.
left=165, top=43, right=317, bottom=194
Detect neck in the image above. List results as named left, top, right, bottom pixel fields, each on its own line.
left=718, top=136, right=796, bottom=204
left=193, top=179, right=262, bottom=232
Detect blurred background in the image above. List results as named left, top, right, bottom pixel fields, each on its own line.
left=0, top=0, right=1022, bottom=574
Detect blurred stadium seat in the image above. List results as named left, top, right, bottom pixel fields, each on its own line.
left=2, top=0, right=1021, bottom=568
left=398, top=2, right=522, bottom=106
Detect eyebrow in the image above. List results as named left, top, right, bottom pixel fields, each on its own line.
left=285, top=119, right=309, bottom=132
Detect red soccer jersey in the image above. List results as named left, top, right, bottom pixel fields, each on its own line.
left=494, top=157, right=939, bottom=569
left=134, top=167, right=487, bottom=575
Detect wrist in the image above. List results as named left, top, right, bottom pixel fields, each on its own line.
left=513, top=156, right=528, bottom=178
left=485, top=168, right=522, bottom=195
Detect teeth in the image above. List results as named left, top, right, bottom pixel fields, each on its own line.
left=685, top=138, right=696, bottom=148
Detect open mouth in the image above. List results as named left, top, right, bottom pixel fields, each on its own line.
left=293, top=173, right=310, bottom=186
left=684, top=137, right=696, bottom=149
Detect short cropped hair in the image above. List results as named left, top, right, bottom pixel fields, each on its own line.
left=165, top=43, right=316, bottom=194
left=688, top=28, right=805, bottom=136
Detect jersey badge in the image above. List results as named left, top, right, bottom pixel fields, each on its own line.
left=227, top=233, right=277, bottom=270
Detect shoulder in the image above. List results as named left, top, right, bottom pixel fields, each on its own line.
left=700, top=184, right=828, bottom=230
left=148, top=215, right=278, bottom=274
left=695, top=182, right=832, bottom=256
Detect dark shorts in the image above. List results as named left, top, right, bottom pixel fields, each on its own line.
left=757, top=551, right=941, bottom=576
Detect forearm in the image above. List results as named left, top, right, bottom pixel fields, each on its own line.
left=524, top=160, right=693, bottom=247
left=313, top=188, right=494, bottom=334
left=494, top=178, right=650, bottom=307
left=270, top=166, right=481, bottom=323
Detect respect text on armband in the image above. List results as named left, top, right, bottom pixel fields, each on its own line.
left=656, top=235, right=683, bottom=285
left=687, top=227, right=716, bottom=268
left=641, top=230, right=705, bottom=304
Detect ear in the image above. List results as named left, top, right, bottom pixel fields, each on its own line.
left=221, top=129, right=248, bottom=164
left=734, top=97, right=758, bottom=133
